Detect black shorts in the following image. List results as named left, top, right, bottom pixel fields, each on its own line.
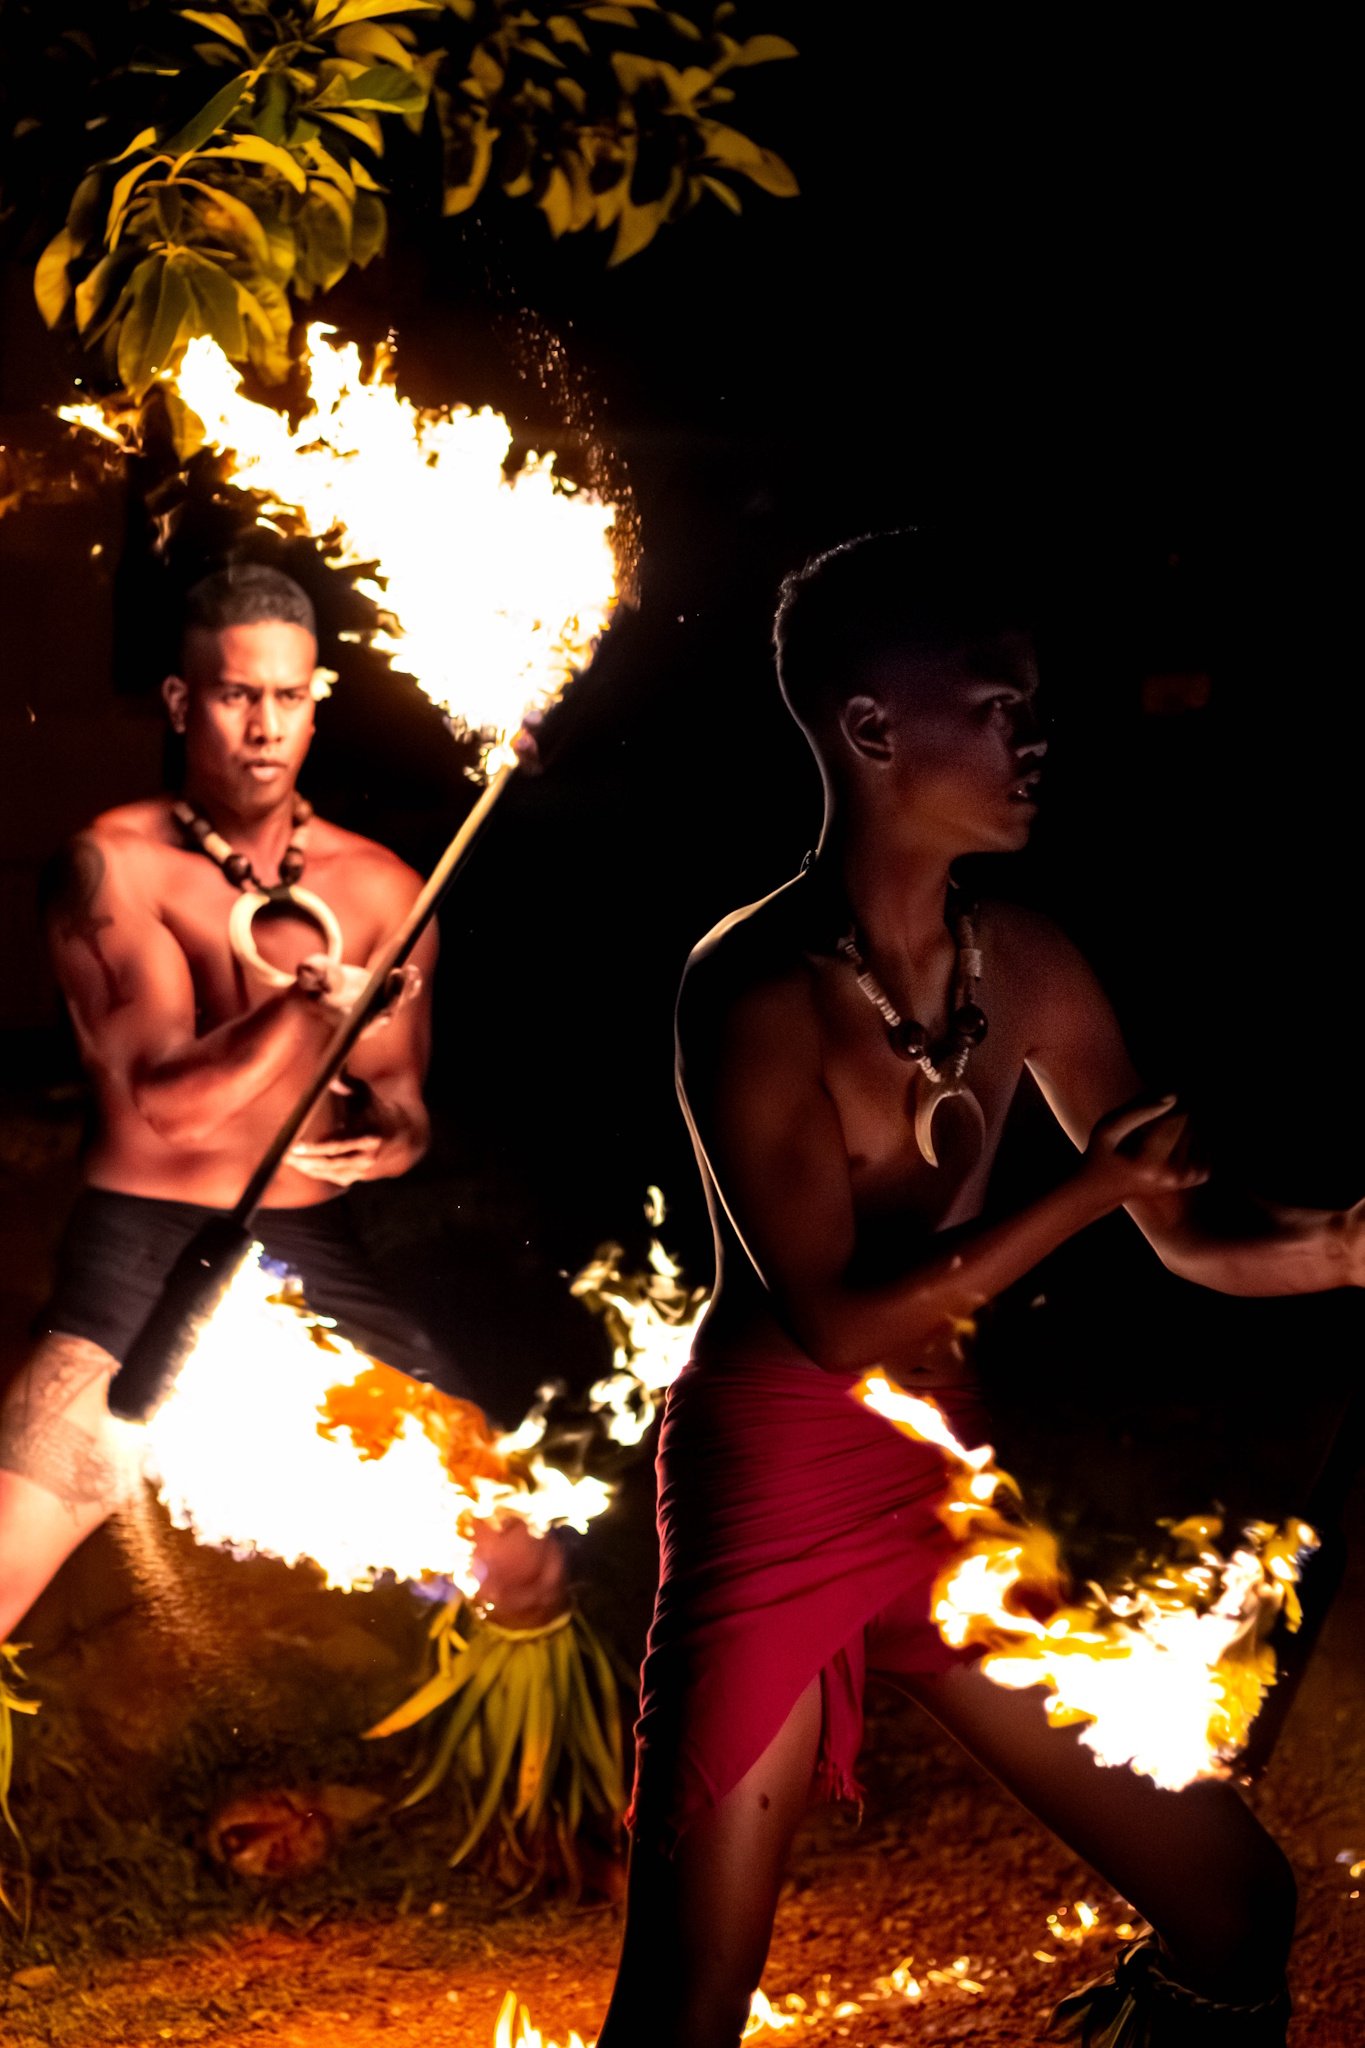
left=39, top=1188, right=466, bottom=1417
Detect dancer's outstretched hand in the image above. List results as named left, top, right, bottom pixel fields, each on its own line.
left=1082, top=1093, right=1209, bottom=1204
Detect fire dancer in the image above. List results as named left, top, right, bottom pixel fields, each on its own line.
left=600, top=529, right=1354, bottom=2046
left=0, top=563, right=559, bottom=1638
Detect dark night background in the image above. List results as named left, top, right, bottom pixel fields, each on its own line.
left=0, top=11, right=1359, bottom=1560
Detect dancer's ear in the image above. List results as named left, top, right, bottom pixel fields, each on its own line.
left=162, top=673, right=189, bottom=736
left=840, top=694, right=894, bottom=763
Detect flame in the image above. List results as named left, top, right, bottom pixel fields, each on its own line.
left=570, top=1232, right=709, bottom=1448
left=140, top=1249, right=614, bottom=1590
left=61, top=325, right=621, bottom=769
left=493, top=1993, right=592, bottom=2048
left=856, top=1371, right=1317, bottom=1790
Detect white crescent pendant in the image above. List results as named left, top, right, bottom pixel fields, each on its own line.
left=913, top=1075, right=986, bottom=1168
left=228, top=885, right=345, bottom=991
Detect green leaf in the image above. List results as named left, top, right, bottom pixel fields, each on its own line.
left=66, top=170, right=106, bottom=243
left=160, top=384, right=208, bottom=461
left=697, top=171, right=741, bottom=215
left=699, top=122, right=797, bottom=197
left=441, top=116, right=496, bottom=214
left=179, top=11, right=255, bottom=55
left=174, top=178, right=273, bottom=267
left=611, top=52, right=661, bottom=93
left=252, top=70, right=291, bottom=144
left=351, top=189, right=387, bottom=265
left=34, top=229, right=78, bottom=327
left=546, top=13, right=589, bottom=50
left=305, top=140, right=358, bottom=201
left=235, top=275, right=293, bottom=381
left=538, top=164, right=574, bottom=237
left=190, top=135, right=308, bottom=191
left=113, top=256, right=162, bottom=392
left=726, top=34, right=798, bottom=67
left=339, top=64, right=427, bottom=113
left=74, top=250, right=129, bottom=332
left=107, top=124, right=160, bottom=166
left=180, top=249, right=247, bottom=359
left=106, top=159, right=165, bottom=247
left=333, top=21, right=415, bottom=67
left=314, top=108, right=386, bottom=151
left=163, top=74, right=252, bottom=159
left=609, top=195, right=666, bottom=265
left=295, top=180, right=352, bottom=291
left=314, top=0, right=440, bottom=29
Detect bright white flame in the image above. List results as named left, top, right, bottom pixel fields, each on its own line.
left=494, top=1992, right=593, bottom=2048
left=141, top=1249, right=614, bottom=1589
left=572, top=1234, right=709, bottom=1448
left=62, top=325, right=621, bottom=769
left=855, top=1372, right=1317, bottom=1790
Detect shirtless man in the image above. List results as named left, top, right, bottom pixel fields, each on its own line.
left=600, top=529, right=1359, bottom=2047
left=0, top=563, right=456, bottom=1640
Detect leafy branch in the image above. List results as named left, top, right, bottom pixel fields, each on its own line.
left=22, top=1, right=797, bottom=415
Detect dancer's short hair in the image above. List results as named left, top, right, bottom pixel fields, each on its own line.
left=182, top=563, right=317, bottom=644
left=774, top=527, right=1033, bottom=732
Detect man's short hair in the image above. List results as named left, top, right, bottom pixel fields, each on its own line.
left=774, top=527, right=1034, bottom=731
left=182, top=563, right=317, bottom=647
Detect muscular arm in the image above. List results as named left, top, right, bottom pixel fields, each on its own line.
left=47, top=832, right=330, bottom=1146
left=1022, top=914, right=1361, bottom=1296
left=679, top=943, right=1174, bottom=1376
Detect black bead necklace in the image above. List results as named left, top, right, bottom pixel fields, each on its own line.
left=837, top=902, right=988, bottom=1167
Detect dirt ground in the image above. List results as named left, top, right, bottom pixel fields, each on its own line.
left=2, top=1097, right=1363, bottom=2048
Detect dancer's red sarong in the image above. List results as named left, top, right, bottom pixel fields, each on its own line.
left=629, top=1355, right=988, bottom=1851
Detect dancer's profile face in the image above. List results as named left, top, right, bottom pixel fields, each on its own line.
left=843, top=627, right=1047, bottom=856
left=165, top=620, right=318, bottom=817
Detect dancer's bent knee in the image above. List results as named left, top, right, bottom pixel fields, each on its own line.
left=0, top=1333, right=128, bottom=1513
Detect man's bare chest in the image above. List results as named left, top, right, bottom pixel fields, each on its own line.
left=156, top=855, right=377, bottom=1030
left=815, top=969, right=1031, bottom=1228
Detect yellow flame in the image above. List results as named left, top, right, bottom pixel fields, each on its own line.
left=494, top=1992, right=592, bottom=2048
left=61, top=326, right=621, bottom=770
left=140, top=1249, right=613, bottom=1590
left=855, top=1371, right=1317, bottom=1790
left=570, top=1234, right=709, bottom=1447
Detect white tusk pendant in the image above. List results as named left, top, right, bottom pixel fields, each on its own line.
left=913, top=1076, right=986, bottom=1168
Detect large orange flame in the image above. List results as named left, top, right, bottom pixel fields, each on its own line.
left=857, top=1371, right=1317, bottom=1789
left=61, top=324, right=621, bottom=771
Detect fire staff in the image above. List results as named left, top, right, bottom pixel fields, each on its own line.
left=599, top=529, right=1363, bottom=2048
left=0, top=563, right=558, bottom=1641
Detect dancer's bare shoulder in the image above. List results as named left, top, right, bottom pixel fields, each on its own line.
left=305, top=816, right=423, bottom=919
left=677, top=875, right=826, bottom=1102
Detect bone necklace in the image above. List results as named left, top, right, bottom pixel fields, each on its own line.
left=837, top=905, right=987, bottom=1167
left=173, top=795, right=344, bottom=990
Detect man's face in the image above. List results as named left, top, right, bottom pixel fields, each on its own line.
left=866, top=629, right=1047, bottom=855
left=165, top=621, right=318, bottom=817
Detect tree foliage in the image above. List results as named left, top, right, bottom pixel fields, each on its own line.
left=13, top=1, right=796, bottom=412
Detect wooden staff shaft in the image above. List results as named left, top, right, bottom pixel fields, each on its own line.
left=234, top=761, right=517, bottom=1227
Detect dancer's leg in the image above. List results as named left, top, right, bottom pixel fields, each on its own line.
left=0, top=1335, right=124, bottom=1640
left=903, top=1664, right=1296, bottom=1999
left=599, top=1678, right=823, bottom=2048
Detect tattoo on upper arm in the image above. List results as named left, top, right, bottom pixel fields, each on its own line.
left=42, top=837, right=129, bottom=1014
left=0, top=1334, right=130, bottom=1513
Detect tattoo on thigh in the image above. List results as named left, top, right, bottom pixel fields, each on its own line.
left=0, top=1334, right=127, bottom=1512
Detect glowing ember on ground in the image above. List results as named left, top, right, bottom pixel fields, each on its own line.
left=61, top=324, right=621, bottom=767
left=857, top=1370, right=1318, bottom=1789
left=140, top=1249, right=612, bottom=1590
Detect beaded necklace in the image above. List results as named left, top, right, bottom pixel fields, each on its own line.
left=837, top=902, right=987, bottom=1167
left=173, top=794, right=345, bottom=990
